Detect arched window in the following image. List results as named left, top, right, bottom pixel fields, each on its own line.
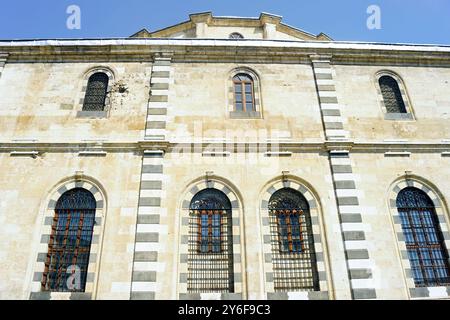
left=188, top=188, right=234, bottom=293
left=268, top=188, right=319, bottom=291
left=397, top=187, right=450, bottom=287
left=379, top=75, right=407, bottom=113
left=82, top=72, right=109, bottom=111
left=41, top=188, right=96, bottom=292
left=229, top=32, right=244, bottom=39
left=233, top=73, right=255, bottom=112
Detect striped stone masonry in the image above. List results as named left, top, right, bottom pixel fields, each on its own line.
left=310, top=55, right=348, bottom=140
left=260, top=180, right=330, bottom=300
left=178, top=179, right=245, bottom=300
left=310, top=55, right=376, bottom=299
left=0, top=53, right=8, bottom=80
left=145, top=54, right=173, bottom=140
left=388, top=178, right=450, bottom=299
left=130, top=150, right=166, bottom=300
left=329, top=150, right=377, bottom=300
left=30, top=179, right=105, bottom=300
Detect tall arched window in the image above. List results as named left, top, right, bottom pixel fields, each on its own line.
left=41, top=188, right=96, bottom=292
left=233, top=73, right=255, bottom=112
left=268, top=188, right=319, bottom=291
left=379, top=75, right=407, bottom=113
left=188, top=188, right=234, bottom=293
left=82, top=72, right=109, bottom=111
left=397, top=187, right=450, bottom=287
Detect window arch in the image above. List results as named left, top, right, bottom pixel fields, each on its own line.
left=233, top=73, right=255, bottom=113
left=82, top=72, right=109, bottom=111
left=396, top=187, right=450, bottom=287
left=229, top=32, right=244, bottom=39
left=228, top=68, right=262, bottom=118
left=41, top=188, right=96, bottom=292
left=268, top=188, right=320, bottom=291
left=379, top=75, right=407, bottom=114
left=188, top=188, right=234, bottom=293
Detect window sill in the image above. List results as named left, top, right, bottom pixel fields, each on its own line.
left=29, top=292, right=92, bottom=300
left=229, top=111, right=261, bottom=119
left=384, top=113, right=414, bottom=120
left=76, top=111, right=108, bottom=119
left=179, top=293, right=242, bottom=300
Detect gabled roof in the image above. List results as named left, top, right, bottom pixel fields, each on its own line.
left=130, top=12, right=332, bottom=41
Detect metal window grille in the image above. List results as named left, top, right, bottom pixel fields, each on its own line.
left=269, top=188, right=319, bottom=292
left=82, top=72, right=109, bottom=111
left=188, top=188, right=234, bottom=293
left=397, top=187, right=450, bottom=287
left=379, top=75, right=407, bottom=113
left=41, top=188, right=96, bottom=292
left=233, top=73, right=255, bottom=112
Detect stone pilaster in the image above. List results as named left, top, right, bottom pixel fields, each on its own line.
left=130, top=150, right=166, bottom=300
left=311, top=55, right=377, bottom=299
left=310, top=55, right=348, bottom=141
left=0, top=53, right=9, bottom=80
left=145, top=53, right=173, bottom=141
left=328, top=150, right=377, bottom=300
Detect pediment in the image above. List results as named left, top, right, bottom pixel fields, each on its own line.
left=130, top=12, right=332, bottom=41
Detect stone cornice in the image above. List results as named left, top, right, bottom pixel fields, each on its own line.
left=1, top=39, right=450, bottom=65
left=1, top=141, right=450, bottom=154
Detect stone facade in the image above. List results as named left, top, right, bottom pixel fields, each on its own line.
left=1, top=13, right=450, bottom=300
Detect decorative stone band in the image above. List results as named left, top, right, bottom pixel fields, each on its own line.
left=30, top=179, right=105, bottom=300
left=388, top=177, right=450, bottom=299
left=130, top=150, right=166, bottom=300
left=0, top=53, right=8, bottom=80
left=329, top=150, right=377, bottom=300
left=178, top=179, right=244, bottom=300
left=260, top=179, right=330, bottom=300
left=310, top=55, right=348, bottom=140
left=145, top=55, right=173, bottom=141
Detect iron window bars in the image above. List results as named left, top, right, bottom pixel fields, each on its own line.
left=379, top=75, right=407, bottom=113
left=397, top=187, right=450, bottom=287
left=82, top=72, right=109, bottom=111
left=41, top=188, right=96, bottom=292
left=233, top=73, right=255, bottom=112
left=269, top=188, right=320, bottom=292
left=188, top=189, right=234, bottom=293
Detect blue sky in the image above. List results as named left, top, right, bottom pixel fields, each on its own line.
left=0, top=0, right=449, bottom=44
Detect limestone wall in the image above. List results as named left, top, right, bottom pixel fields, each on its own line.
left=0, top=62, right=150, bottom=142
left=0, top=152, right=141, bottom=299
left=334, top=64, right=450, bottom=142
left=169, top=62, right=324, bottom=141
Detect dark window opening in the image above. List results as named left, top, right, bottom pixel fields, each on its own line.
left=397, top=187, right=450, bottom=287
left=269, top=188, right=320, bottom=292
left=188, top=188, right=234, bottom=293
left=379, top=75, right=407, bottom=113
left=41, top=188, right=96, bottom=292
left=82, top=72, right=109, bottom=112
left=229, top=33, right=244, bottom=39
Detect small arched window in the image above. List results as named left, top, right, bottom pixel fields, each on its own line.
left=229, top=32, right=244, bottom=39
left=233, top=73, right=255, bottom=112
left=268, top=188, right=319, bottom=291
left=188, top=188, right=234, bottom=293
left=82, top=72, right=109, bottom=111
left=397, top=187, right=450, bottom=287
left=41, top=188, right=96, bottom=292
left=379, top=75, right=407, bottom=113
